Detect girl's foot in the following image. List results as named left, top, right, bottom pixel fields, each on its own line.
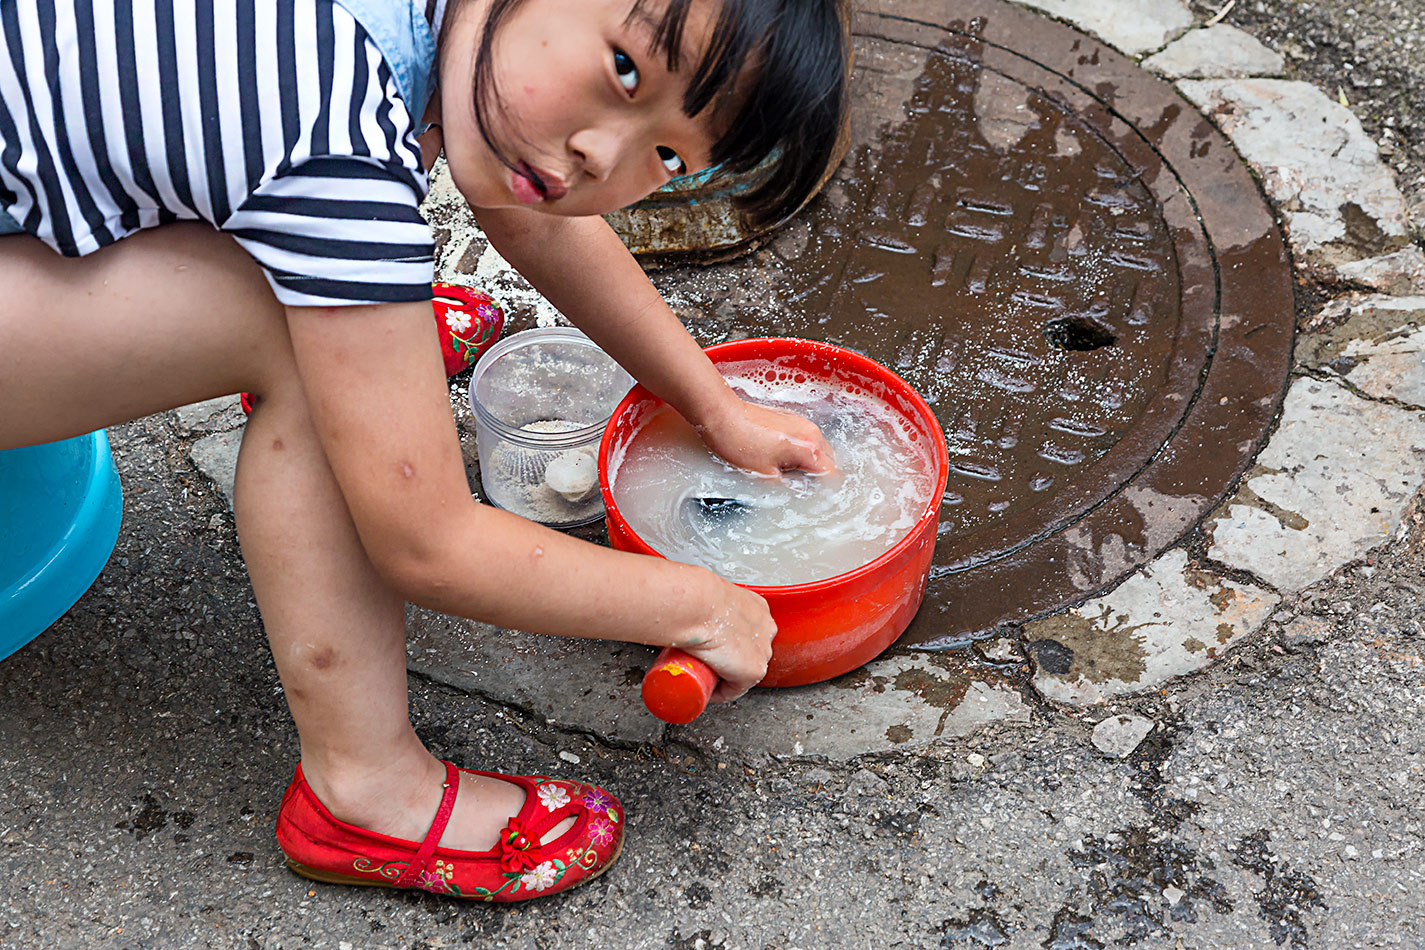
left=278, top=759, right=624, bottom=901
left=304, top=752, right=575, bottom=850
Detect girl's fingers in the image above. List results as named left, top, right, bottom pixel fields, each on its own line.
left=781, top=430, right=838, bottom=476
left=711, top=682, right=752, bottom=704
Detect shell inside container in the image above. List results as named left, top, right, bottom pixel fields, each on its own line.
left=468, top=328, right=632, bottom=527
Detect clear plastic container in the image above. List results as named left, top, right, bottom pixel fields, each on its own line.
left=469, top=327, right=633, bottom=527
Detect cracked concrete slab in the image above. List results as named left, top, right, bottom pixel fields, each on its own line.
left=676, top=652, right=1030, bottom=760
left=1026, top=549, right=1279, bottom=705
left=1145, top=24, right=1286, bottom=79
left=1010, top=0, right=1194, bottom=55
left=189, top=429, right=243, bottom=510
left=405, top=609, right=667, bottom=744
left=1337, top=246, right=1425, bottom=295
left=1298, top=294, right=1425, bottom=377
left=407, top=609, right=1032, bottom=760
left=172, top=395, right=245, bottom=435
left=1338, top=325, right=1425, bottom=409
left=1178, top=79, right=1413, bottom=271
left=1207, top=376, right=1425, bottom=593
left=1298, top=295, right=1425, bottom=409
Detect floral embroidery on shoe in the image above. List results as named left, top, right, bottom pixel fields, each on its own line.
left=521, top=860, right=559, bottom=892
left=444, top=309, right=473, bottom=333
left=582, top=788, right=612, bottom=815
left=436, top=287, right=505, bottom=367
left=537, top=784, right=571, bottom=812
left=588, top=817, right=616, bottom=848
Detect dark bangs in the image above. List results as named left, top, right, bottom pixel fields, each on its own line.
left=630, top=0, right=849, bottom=228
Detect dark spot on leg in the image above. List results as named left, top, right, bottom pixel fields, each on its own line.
left=310, top=647, right=337, bottom=670
left=272, top=438, right=283, bottom=451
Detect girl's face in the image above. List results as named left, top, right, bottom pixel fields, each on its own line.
left=440, top=0, right=726, bottom=217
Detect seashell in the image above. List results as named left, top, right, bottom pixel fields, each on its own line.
left=544, top=448, right=599, bottom=503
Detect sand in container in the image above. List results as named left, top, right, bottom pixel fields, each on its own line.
left=469, top=327, right=632, bottom=527
left=607, top=359, right=940, bottom=586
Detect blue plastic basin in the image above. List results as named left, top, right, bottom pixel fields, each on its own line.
left=0, top=431, right=123, bottom=660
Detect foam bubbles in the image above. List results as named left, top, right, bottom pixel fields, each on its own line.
left=609, top=361, right=939, bottom=585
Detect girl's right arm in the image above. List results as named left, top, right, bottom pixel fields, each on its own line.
left=282, top=299, right=774, bottom=701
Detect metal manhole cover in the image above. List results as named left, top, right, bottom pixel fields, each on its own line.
left=655, top=0, right=1295, bottom=646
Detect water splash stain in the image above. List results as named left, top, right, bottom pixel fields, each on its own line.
left=1027, top=610, right=1152, bottom=685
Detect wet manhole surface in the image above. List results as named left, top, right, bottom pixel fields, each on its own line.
left=650, top=0, right=1295, bottom=646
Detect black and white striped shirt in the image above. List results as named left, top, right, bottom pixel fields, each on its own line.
left=0, top=0, right=438, bottom=306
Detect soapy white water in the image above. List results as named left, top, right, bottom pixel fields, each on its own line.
left=609, top=361, right=938, bottom=585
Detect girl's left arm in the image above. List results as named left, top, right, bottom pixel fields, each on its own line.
left=476, top=206, right=836, bottom=476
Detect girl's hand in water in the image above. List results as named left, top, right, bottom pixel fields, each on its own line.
left=671, top=568, right=777, bottom=702
left=696, top=397, right=839, bottom=478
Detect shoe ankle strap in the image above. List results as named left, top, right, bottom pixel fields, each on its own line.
left=392, top=761, right=461, bottom=889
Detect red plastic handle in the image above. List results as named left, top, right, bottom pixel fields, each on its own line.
left=641, top=647, right=720, bottom=724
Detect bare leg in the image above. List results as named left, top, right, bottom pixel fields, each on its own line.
left=0, top=226, right=569, bottom=849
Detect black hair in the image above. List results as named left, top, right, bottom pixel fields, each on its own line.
left=466, top=0, right=850, bottom=228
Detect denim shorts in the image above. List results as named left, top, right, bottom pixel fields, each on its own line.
left=0, top=205, right=22, bottom=236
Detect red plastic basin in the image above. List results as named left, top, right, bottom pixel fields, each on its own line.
left=598, top=338, right=950, bottom=698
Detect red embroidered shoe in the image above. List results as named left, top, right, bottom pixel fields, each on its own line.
left=275, top=761, right=624, bottom=902
left=432, top=282, right=505, bottom=377
left=239, top=284, right=505, bottom=413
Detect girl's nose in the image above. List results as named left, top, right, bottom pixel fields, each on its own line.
left=567, top=126, right=622, bottom=183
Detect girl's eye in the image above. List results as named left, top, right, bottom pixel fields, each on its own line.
left=657, top=146, right=686, bottom=176
left=613, top=49, right=639, bottom=95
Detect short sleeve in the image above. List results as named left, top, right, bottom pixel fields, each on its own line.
left=225, top=155, right=434, bottom=307
left=221, top=9, right=435, bottom=308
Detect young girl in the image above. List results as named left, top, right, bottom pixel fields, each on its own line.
left=0, top=0, right=847, bottom=902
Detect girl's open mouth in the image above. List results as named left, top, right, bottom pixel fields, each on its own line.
left=512, top=162, right=567, bottom=204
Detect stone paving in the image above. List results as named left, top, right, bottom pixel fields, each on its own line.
left=175, top=0, right=1425, bottom=762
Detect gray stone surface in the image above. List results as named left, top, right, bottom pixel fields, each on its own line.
left=678, top=652, right=1030, bottom=760
left=1197, top=0, right=1425, bottom=231
left=1028, top=550, right=1279, bottom=705
left=406, top=609, right=667, bottom=744
left=1337, top=246, right=1425, bottom=295
left=1012, top=0, right=1194, bottom=55
left=189, top=429, right=243, bottom=509
left=1340, top=324, right=1425, bottom=409
left=1178, top=79, right=1413, bottom=270
left=172, top=395, right=245, bottom=435
left=1145, top=24, right=1285, bottom=78
left=1298, top=295, right=1425, bottom=408
left=407, top=597, right=1035, bottom=760
left=1091, top=714, right=1155, bottom=758
left=1208, top=377, right=1425, bottom=593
